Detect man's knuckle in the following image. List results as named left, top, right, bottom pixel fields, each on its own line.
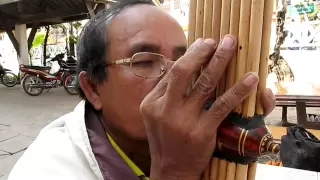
left=214, top=96, right=232, bottom=115
left=233, top=84, right=248, bottom=98
left=170, top=63, right=190, bottom=78
left=193, top=41, right=211, bottom=57
left=214, top=50, right=227, bottom=63
left=196, top=71, right=216, bottom=95
left=139, top=101, right=150, bottom=115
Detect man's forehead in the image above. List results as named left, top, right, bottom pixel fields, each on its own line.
left=110, top=4, right=175, bottom=41
left=108, top=4, right=187, bottom=55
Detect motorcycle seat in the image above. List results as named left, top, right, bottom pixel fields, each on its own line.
left=21, top=65, right=51, bottom=70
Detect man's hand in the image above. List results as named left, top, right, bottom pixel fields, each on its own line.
left=140, top=35, right=275, bottom=180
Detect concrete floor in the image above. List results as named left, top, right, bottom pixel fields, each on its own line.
left=0, top=85, right=80, bottom=179
left=0, top=84, right=320, bottom=179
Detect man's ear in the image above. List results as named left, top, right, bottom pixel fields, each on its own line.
left=79, top=71, right=103, bottom=110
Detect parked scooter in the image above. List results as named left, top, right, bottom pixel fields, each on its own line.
left=20, top=57, right=78, bottom=96
left=49, top=53, right=77, bottom=67
left=0, top=64, right=18, bottom=87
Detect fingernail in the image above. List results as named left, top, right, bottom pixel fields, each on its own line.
left=194, top=38, right=204, bottom=45
left=243, top=73, right=258, bottom=86
left=204, top=38, right=216, bottom=46
left=221, top=36, right=235, bottom=48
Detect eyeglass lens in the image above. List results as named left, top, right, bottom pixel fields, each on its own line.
left=131, top=53, right=167, bottom=78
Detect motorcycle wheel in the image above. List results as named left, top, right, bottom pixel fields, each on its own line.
left=22, top=75, right=44, bottom=96
left=1, top=72, right=18, bottom=87
left=63, top=74, right=78, bottom=95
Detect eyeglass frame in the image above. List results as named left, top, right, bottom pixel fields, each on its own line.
left=106, top=52, right=174, bottom=79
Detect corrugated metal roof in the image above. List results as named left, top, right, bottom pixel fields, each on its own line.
left=0, top=0, right=90, bottom=30
left=0, top=0, right=164, bottom=31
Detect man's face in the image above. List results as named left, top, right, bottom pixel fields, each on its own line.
left=97, top=4, right=187, bottom=140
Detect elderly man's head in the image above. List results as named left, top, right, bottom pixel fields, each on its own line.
left=77, top=0, right=187, bottom=141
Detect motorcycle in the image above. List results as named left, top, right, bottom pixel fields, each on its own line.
left=20, top=58, right=78, bottom=96
left=49, top=53, right=77, bottom=67
left=0, top=64, right=19, bottom=87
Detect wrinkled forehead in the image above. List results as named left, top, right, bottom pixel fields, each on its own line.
left=107, top=4, right=187, bottom=58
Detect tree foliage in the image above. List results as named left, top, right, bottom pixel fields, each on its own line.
left=32, top=33, right=45, bottom=48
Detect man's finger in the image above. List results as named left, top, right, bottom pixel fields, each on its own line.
left=187, top=35, right=237, bottom=109
left=199, top=72, right=259, bottom=132
left=143, top=69, right=171, bottom=102
left=165, top=38, right=217, bottom=103
left=261, top=88, right=276, bottom=116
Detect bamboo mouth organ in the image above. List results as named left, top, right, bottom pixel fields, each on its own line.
left=188, top=0, right=278, bottom=179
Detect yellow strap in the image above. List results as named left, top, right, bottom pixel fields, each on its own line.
left=106, top=133, right=149, bottom=180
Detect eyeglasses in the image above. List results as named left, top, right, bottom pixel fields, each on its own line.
left=106, top=52, right=173, bottom=79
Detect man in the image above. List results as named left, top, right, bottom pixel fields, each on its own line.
left=8, top=0, right=275, bottom=179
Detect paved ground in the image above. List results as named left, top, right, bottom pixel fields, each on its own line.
left=1, top=84, right=320, bottom=179
left=0, top=85, right=80, bottom=180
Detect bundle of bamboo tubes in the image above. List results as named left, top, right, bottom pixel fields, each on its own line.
left=188, top=0, right=275, bottom=179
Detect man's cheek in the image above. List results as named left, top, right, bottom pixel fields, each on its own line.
left=134, top=80, right=159, bottom=101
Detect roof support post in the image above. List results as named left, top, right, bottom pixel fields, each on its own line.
left=15, top=24, right=29, bottom=65
left=27, top=22, right=40, bottom=51
left=4, top=27, right=19, bottom=57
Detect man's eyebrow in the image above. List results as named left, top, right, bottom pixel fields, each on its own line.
left=130, top=43, right=161, bottom=55
left=173, top=46, right=187, bottom=55
left=129, top=42, right=187, bottom=56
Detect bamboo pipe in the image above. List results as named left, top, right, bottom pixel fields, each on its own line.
left=235, top=164, right=248, bottom=180
left=242, top=0, right=265, bottom=117
left=203, top=0, right=213, bottom=38
left=202, top=0, right=214, bottom=74
left=209, top=157, right=219, bottom=180
left=211, top=0, right=222, bottom=41
left=188, top=0, right=198, bottom=92
left=204, top=164, right=211, bottom=180
left=247, top=162, right=257, bottom=180
left=256, top=0, right=275, bottom=115
left=217, top=159, right=228, bottom=180
left=219, top=0, right=241, bottom=176
left=225, top=162, right=237, bottom=180
left=225, top=0, right=241, bottom=91
left=216, top=0, right=231, bottom=97
left=193, top=0, right=205, bottom=88
left=195, top=0, right=205, bottom=39
left=188, top=0, right=197, bottom=47
left=235, top=0, right=252, bottom=113
left=209, top=0, right=222, bottom=100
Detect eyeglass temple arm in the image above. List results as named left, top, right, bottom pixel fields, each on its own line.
left=107, top=58, right=131, bottom=65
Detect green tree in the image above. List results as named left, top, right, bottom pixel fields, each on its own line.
left=32, top=33, right=45, bottom=48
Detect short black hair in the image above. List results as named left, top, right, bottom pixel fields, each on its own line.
left=76, top=0, right=156, bottom=99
